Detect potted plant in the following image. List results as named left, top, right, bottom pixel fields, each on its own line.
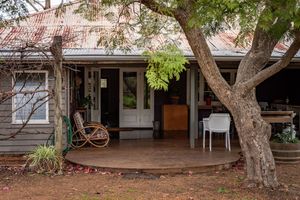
left=205, top=94, right=212, bottom=106
left=270, top=125, right=300, bottom=163
left=78, top=95, right=93, bottom=109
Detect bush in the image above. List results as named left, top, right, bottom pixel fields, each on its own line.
left=26, top=145, right=62, bottom=174
left=273, top=126, right=299, bottom=144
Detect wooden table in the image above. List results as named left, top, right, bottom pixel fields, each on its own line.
left=163, top=104, right=188, bottom=131
left=261, top=111, right=296, bottom=124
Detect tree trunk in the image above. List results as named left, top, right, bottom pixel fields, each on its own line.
left=140, top=0, right=300, bottom=189
left=50, top=36, right=63, bottom=167
left=174, top=8, right=280, bottom=187
left=229, top=92, right=279, bottom=188
left=45, top=0, right=51, bottom=9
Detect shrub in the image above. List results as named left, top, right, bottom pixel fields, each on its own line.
left=26, top=145, right=62, bottom=174
left=273, top=125, right=299, bottom=144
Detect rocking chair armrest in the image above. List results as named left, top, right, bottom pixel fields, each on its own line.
left=86, top=122, right=107, bottom=130
left=74, top=125, right=107, bottom=134
left=88, top=121, right=102, bottom=124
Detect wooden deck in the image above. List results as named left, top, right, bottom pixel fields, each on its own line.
left=66, top=136, right=241, bottom=174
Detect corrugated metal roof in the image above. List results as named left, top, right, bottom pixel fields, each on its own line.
left=0, top=2, right=298, bottom=60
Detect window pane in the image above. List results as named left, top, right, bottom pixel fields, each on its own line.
left=123, top=72, right=137, bottom=109
left=144, top=73, right=150, bottom=109
left=15, top=73, right=46, bottom=88
left=14, top=72, right=47, bottom=121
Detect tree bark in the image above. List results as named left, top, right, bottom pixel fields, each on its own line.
left=45, top=0, right=51, bottom=9
left=136, top=0, right=300, bottom=188
left=50, top=36, right=63, bottom=162
left=173, top=7, right=280, bottom=188
left=230, top=91, right=279, bottom=188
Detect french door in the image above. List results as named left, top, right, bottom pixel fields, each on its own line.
left=85, top=68, right=101, bottom=122
left=119, top=68, right=154, bottom=127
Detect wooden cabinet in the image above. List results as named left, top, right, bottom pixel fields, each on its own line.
left=163, top=104, right=188, bottom=131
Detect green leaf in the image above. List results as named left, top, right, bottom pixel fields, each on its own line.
left=143, top=44, right=188, bottom=91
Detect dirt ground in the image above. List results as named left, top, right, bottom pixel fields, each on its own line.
left=0, top=160, right=299, bottom=200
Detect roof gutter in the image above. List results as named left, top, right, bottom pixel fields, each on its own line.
left=62, top=54, right=300, bottom=62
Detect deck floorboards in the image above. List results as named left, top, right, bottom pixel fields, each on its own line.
left=66, top=136, right=241, bottom=174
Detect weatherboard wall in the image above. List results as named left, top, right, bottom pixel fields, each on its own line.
left=0, top=68, right=68, bottom=154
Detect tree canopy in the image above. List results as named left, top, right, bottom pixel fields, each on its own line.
left=75, top=0, right=300, bottom=188
left=0, top=0, right=28, bottom=26
left=75, top=0, right=300, bottom=92
left=0, top=0, right=60, bottom=27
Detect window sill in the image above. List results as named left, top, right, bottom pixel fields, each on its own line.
left=11, top=121, right=50, bottom=125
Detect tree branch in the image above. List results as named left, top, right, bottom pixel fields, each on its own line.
left=0, top=94, right=51, bottom=140
left=25, top=0, right=39, bottom=12
left=33, top=0, right=46, bottom=10
left=138, top=0, right=233, bottom=105
left=243, top=32, right=300, bottom=93
left=173, top=7, right=232, bottom=108
left=140, top=0, right=175, bottom=17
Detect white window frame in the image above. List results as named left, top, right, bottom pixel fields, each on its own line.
left=199, top=69, right=237, bottom=105
left=12, top=70, right=49, bottom=124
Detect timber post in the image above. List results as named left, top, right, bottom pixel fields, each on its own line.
left=189, top=65, right=198, bottom=148
left=50, top=36, right=63, bottom=159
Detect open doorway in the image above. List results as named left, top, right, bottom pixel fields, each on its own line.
left=101, top=69, right=119, bottom=128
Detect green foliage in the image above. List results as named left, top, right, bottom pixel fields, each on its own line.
left=77, top=0, right=299, bottom=91
left=144, top=44, right=188, bottom=91
left=82, top=0, right=300, bottom=55
left=186, top=0, right=300, bottom=45
left=273, top=129, right=299, bottom=144
left=257, top=0, right=299, bottom=39
left=123, top=95, right=136, bottom=109
left=79, top=95, right=93, bottom=108
left=76, top=0, right=181, bottom=53
left=0, top=0, right=28, bottom=27
left=74, top=1, right=102, bottom=21
left=26, top=145, right=62, bottom=174
left=187, top=0, right=260, bottom=36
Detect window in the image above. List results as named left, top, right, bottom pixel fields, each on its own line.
left=199, top=69, right=236, bottom=105
left=12, top=71, right=49, bottom=124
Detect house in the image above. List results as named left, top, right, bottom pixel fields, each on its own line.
left=0, top=2, right=300, bottom=154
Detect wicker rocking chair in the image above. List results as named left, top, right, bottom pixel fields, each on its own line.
left=72, top=112, right=110, bottom=148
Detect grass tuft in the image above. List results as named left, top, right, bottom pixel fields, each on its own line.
left=26, top=145, right=62, bottom=174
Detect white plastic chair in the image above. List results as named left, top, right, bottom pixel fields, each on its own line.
left=202, top=113, right=231, bottom=151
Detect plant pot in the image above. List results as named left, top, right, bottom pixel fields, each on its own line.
left=270, top=142, right=300, bottom=164
left=205, top=96, right=212, bottom=106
